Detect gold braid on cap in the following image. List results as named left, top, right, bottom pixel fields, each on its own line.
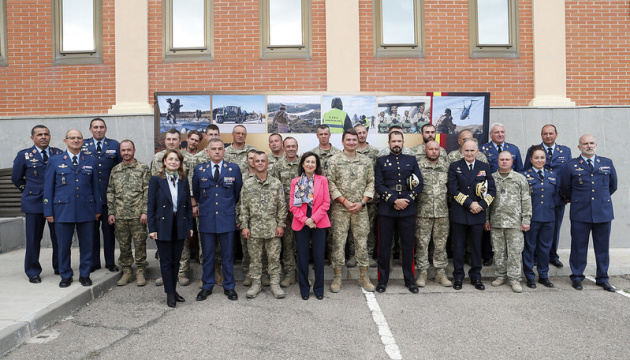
left=454, top=193, right=468, bottom=205
left=484, top=194, right=494, bottom=207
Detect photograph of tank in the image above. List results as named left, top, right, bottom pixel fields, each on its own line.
left=212, top=95, right=267, bottom=133
left=267, top=95, right=321, bottom=133
left=321, top=95, right=377, bottom=134
left=431, top=93, right=490, bottom=152
left=376, top=96, right=431, bottom=134
left=156, top=94, right=212, bottom=134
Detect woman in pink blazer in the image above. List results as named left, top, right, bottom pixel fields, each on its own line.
left=290, top=152, right=330, bottom=300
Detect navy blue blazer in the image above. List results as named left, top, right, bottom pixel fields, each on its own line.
left=192, top=161, right=243, bottom=233
left=560, top=156, right=617, bottom=223
left=374, top=153, right=423, bottom=217
left=479, top=142, right=523, bottom=173
left=448, top=159, right=496, bottom=225
left=43, top=153, right=102, bottom=223
left=524, top=143, right=572, bottom=173
left=81, top=137, right=122, bottom=208
left=147, top=176, right=193, bottom=241
left=12, top=145, right=63, bottom=213
left=522, top=168, right=559, bottom=222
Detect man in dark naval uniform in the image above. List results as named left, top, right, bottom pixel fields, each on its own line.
left=449, top=138, right=495, bottom=291
left=12, top=125, right=63, bottom=283
left=560, top=134, right=617, bottom=292
left=374, top=131, right=423, bottom=293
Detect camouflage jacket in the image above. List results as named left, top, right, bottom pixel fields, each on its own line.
left=327, top=152, right=374, bottom=210
left=107, top=160, right=151, bottom=219
left=417, top=157, right=449, bottom=218
left=411, top=143, right=449, bottom=164
left=267, top=152, right=284, bottom=172
left=224, top=143, right=256, bottom=175
left=269, top=155, right=300, bottom=203
left=447, top=148, right=488, bottom=164
left=377, top=146, right=414, bottom=158
left=239, top=175, right=287, bottom=238
left=194, top=150, right=210, bottom=165
left=487, top=171, right=532, bottom=228
left=310, top=145, right=341, bottom=177
left=357, top=144, right=379, bottom=203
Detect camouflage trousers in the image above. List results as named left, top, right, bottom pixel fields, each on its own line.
left=281, top=213, right=296, bottom=275
left=491, top=227, right=524, bottom=282
left=331, top=207, right=369, bottom=269
left=415, top=216, right=449, bottom=271
left=114, top=219, right=148, bottom=269
left=347, top=202, right=377, bottom=258
left=248, top=237, right=281, bottom=283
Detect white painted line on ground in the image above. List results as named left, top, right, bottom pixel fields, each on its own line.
left=584, top=275, right=630, bottom=299
left=362, top=288, right=402, bottom=360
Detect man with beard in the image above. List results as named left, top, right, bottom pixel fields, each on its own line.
left=354, top=124, right=379, bottom=267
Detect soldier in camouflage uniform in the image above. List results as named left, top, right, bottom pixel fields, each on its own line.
left=411, top=123, right=448, bottom=163
left=354, top=124, right=379, bottom=267
left=269, top=137, right=300, bottom=287
left=240, top=152, right=287, bottom=299
left=327, top=129, right=375, bottom=293
left=267, top=133, right=284, bottom=172
left=310, top=125, right=341, bottom=176
left=224, top=125, right=256, bottom=175
left=181, top=130, right=202, bottom=157
left=414, top=141, right=452, bottom=287
left=107, top=140, right=151, bottom=286
left=239, top=149, right=257, bottom=286
left=447, top=129, right=489, bottom=164
left=486, top=151, right=532, bottom=293
left=150, top=128, right=196, bottom=286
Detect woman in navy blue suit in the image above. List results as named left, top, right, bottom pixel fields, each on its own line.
left=148, top=149, right=193, bottom=307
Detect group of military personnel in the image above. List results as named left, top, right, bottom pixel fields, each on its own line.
left=377, top=105, right=430, bottom=134
left=12, top=117, right=617, bottom=297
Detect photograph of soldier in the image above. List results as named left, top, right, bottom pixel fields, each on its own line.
left=212, top=95, right=266, bottom=134
left=267, top=95, right=321, bottom=134
left=156, top=95, right=211, bottom=133
left=376, top=95, right=431, bottom=134
left=431, top=94, right=488, bottom=152
left=321, top=95, right=376, bottom=134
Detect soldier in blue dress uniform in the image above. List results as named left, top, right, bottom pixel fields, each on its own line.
left=81, top=118, right=122, bottom=272
left=12, top=125, right=63, bottom=283
left=560, top=134, right=617, bottom=292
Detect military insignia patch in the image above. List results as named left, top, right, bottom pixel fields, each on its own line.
left=477, top=171, right=486, bottom=177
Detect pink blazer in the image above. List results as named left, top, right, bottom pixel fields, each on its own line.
left=290, top=174, right=331, bottom=231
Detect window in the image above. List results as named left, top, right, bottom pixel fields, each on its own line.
left=163, top=0, right=214, bottom=61
left=52, top=0, right=102, bottom=65
left=469, top=0, right=519, bottom=58
left=260, top=0, right=312, bottom=60
left=373, top=0, right=424, bottom=58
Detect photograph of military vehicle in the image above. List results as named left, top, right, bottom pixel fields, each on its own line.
left=213, top=105, right=246, bottom=124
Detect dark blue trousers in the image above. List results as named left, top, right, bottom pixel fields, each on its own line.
left=296, top=226, right=326, bottom=298
left=56, top=221, right=94, bottom=279
left=377, top=215, right=415, bottom=286
left=25, top=213, right=59, bottom=278
left=570, top=221, right=611, bottom=283
left=523, top=221, right=553, bottom=280
left=451, top=223, right=483, bottom=281
left=549, top=204, right=565, bottom=262
left=92, top=205, right=116, bottom=268
left=200, top=232, right=235, bottom=290
left=155, top=239, right=184, bottom=294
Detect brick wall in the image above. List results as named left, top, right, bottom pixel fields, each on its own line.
left=359, top=0, right=534, bottom=107
left=0, top=0, right=116, bottom=116
left=566, top=0, right=630, bottom=105
left=148, top=0, right=327, bottom=99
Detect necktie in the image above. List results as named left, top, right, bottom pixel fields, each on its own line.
left=497, top=144, right=502, bottom=152
left=469, top=163, right=473, bottom=171
left=42, top=149, right=48, bottom=163
left=96, top=141, right=102, bottom=154
left=537, top=170, right=543, bottom=180
left=72, top=155, right=78, bottom=167
left=547, top=147, right=553, bottom=157
left=214, top=165, right=219, bottom=182
left=587, top=159, right=593, bottom=170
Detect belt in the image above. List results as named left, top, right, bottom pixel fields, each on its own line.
left=387, top=184, right=405, bottom=192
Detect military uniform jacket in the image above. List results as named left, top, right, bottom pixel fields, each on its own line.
left=560, top=156, right=617, bottom=223
left=269, top=155, right=300, bottom=203
left=327, top=152, right=375, bottom=211
left=239, top=175, right=287, bottom=238
left=448, top=159, right=495, bottom=225
left=147, top=176, right=193, bottom=241
left=267, top=152, right=283, bottom=172
left=310, top=145, right=341, bottom=177
left=521, top=168, right=559, bottom=223
left=417, top=157, right=449, bottom=218
left=224, top=143, right=256, bottom=175
left=375, top=153, right=423, bottom=217
left=81, top=137, right=122, bottom=208
left=523, top=143, right=572, bottom=173
left=43, top=153, right=102, bottom=223
left=479, top=142, right=523, bottom=173
left=192, top=161, right=243, bottom=233
left=487, top=171, right=532, bottom=228
left=107, top=160, right=151, bottom=219
left=447, top=148, right=488, bottom=164
left=357, top=144, right=380, bottom=203
left=411, top=143, right=448, bottom=164
left=12, top=145, right=63, bottom=213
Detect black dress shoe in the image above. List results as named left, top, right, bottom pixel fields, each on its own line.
left=54, top=269, right=60, bottom=275
left=453, top=279, right=462, bottom=290
left=174, top=292, right=185, bottom=302
left=315, top=294, right=324, bottom=300
left=538, top=278, right=554, bottom=288
left=572, top=280, right=583, bottom=290
left=597, top=282, right=616, bottom=292
left=471, top=279, right=485, bottom=290
left=90, top=265, right=101, bottom=273
left=79, top=276, right=92, bottom=286
left=375, top=283, right=386, bottom=293
left=406, top=284, right=419, bottom=294
left=196, top=289, right=212, bottom=301
left=167, top=293, right=176, bottom=308
left=550, top=259, right=564, bottom=268
left=29, top=276, right=42, bottom=284
left=526, top=279, right=537, bottom=289
left=302, top=295, right=309, bottom=300
left=224, top=288, right=238, bottom=301
left=59, top=278, right=73, bottom=288
left=106, top=265, right=119, bottom=272
left=483, top=258, right=493, bottom=266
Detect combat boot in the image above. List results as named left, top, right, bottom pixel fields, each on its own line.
left=346, top=256, right=357, bottom=268
left=270, top=284, right=286, bottom=299
left=246, top=279, right=262, bottom=299
left=178, top=275, right=190, bottom=286
left=215, top=263, right=223, bottom=285
left=415, top=269, right=427, bottom=287
left=261, top=274, right=271, bottom=286
left=359, top=267, right=375, bottom=292
left=330, top=268, right=342, bottom=293
left=492, top=277, right=505, bottom=287
left=510, top=281, right=522, bottom=293
left=434, top=269, right=452, bottom=287
left=136, top=268, right=147, bottom=287
left=117, top=268, right=133, bottom=286
left=155, top=277, right=163, bottom=286
left=243, top=276, right=253, bottom=286
left=280, top=272, right=295, bottom=288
